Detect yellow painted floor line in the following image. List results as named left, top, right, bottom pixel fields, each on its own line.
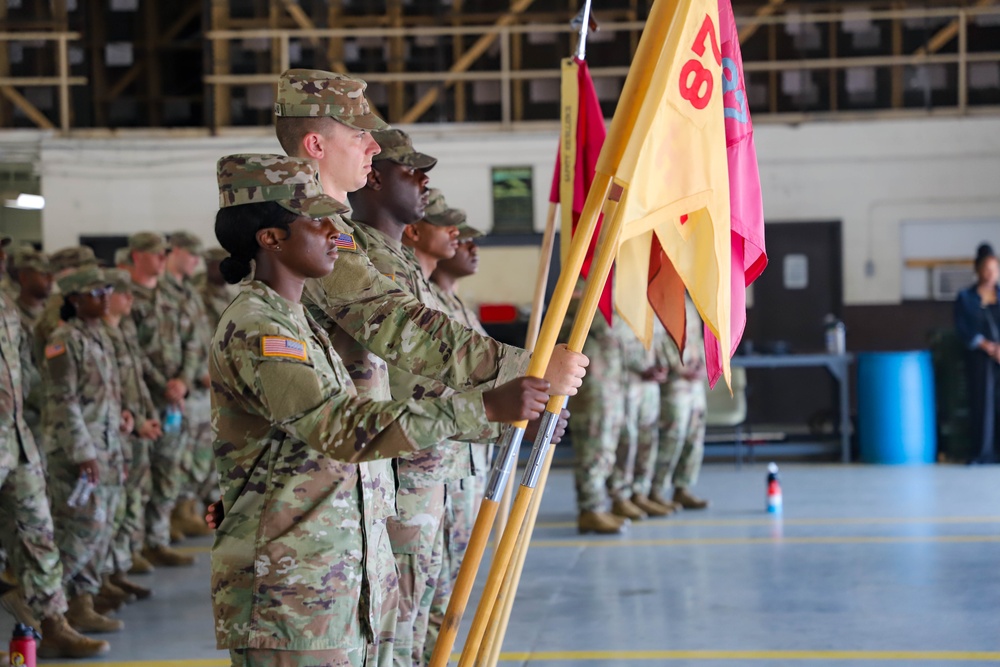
left=533, top=515, right=1000, bottom=530
left=40, top=649, right=1000, bottom=666
left=176, top=533, right=1000, bottom=555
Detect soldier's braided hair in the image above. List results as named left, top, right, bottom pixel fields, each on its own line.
left=214, top=201, right=297, bottom=284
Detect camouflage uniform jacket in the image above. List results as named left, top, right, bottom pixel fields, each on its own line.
left=562, top=286, right=627, bottom=402
left=663, top=296, right=705, bottom=388
left=210, top=281, right=492, bottom=651
left=43, top=319, right=125, bottom=479
left=362, top=226, right=473, bottom=487
left=130, top=281, right=200, bottom=407
left=199, top=281, right=238, bottom=331
left=162, top=272, right=213, bottom=381
left=301, top=214, right=528, bottom=393
left=0, top=292, right=41, bottom=467
left=15, top=299, right=44, bottom=429
left=105, top=320, right=157, bottom=426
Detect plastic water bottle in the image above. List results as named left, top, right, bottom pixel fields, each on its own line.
left=163, top=406, right=183, bottom=434
left=66, top=472, right=95, bottom=508
left=766, top=462, right=783, bottom=514
left=824, top=315, right=846, bottom=354
left=10, top=623, right=40, bottom=667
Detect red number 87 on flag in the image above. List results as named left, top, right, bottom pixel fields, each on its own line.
left=679, top=14, right=722, bottom=110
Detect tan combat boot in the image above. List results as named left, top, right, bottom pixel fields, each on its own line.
left=177, top=498, right=213, bottom=537
left=38, top=613, right=110, bottom=658
left=101, top=575, right=136, bottom=605
left=578, top=510, right=628, bottom=535
left=0, top=589, right=40, bottom=627
left=129, top=550, right=155, bottom=574
left=673, top=487, right=710, bottom=510
left=65, top=594, right=124, bottom=633
left=632, top=494, right=675, bottom=517
left=142, top=544, right=195, bottom=567
left=610, top=496, right=646, bottom=520
left=110, top=571, right=152, bottom=600
left=649, top=492, right=682, bottom=513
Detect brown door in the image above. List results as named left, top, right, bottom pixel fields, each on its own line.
left=742, top=221, right=843, bottom=431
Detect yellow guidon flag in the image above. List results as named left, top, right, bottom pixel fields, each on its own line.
left=603, top=0, right=733, bottom=388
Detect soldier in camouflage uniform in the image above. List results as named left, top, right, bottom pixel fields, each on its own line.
left=32, top=246, right=99, bottom=369
left=126, top=232, right=198, bottom=567
left=210, top=154, right=550, bottom=667
left=0, top=236, right=13, bottom=299
left=162, top=231, right=215, bottom=537
left=652, top=295, right=710, bottom=510
left=608, top=324, right=674, bottom=519
left=566, top=306, right=635, bottom=534
left=347, top=130, right=463, bottom=667
left=43, top=266, right=128, bottom=635
left=199, top=247, right=239, bottom=329
left=0, top=239, right=109, bottom=659
left=102, top=268, right=161, bottom=595
left=10, top=246, right=53, bottom=446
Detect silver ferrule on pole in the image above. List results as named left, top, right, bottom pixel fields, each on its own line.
left=519, top=398, right=567, bottom=489
left=574, top=0, right=594, bottom=60
left=484, top=425, right=525, bottom=502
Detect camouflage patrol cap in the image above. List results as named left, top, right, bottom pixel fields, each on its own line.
left=57, top=266, right=109, bottom=295
left=422, top=188, right=467, bottom=227
left=129, top=232, right=167, bottom=254
left=11, top=245, right=51, bottom=273
left=104, top=268, right=132, bottom=293
left=114, top=247, right=132, bottom=267
left=456, top=221, right=484, bottom=240
left=217, top=154, right=350, bottom=218
left=170, top=231, right=204, bottom=255
left=275, top=69, right=389, bottom=131
left=204, top=247, right=229, bottom=263
left=49, top=246, right=98, bottom=273
left=372, top=129, right=437, bottom=170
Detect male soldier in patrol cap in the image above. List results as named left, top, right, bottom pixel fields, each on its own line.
left=10, top=246, right=53, bottom=445
left=199, top=248, right=238, bottom=330
left=162, top=231, right=215, bottom=537
left=126, top=232, right=197, bottom=567
left=0, top=240, right=111, bottom=660
left=0, top=235, right=13, bottom=298
left=273, top=71, right=586, bottom=665
left=349, top=131, right=473, bottom=666
left=102, top=268, right=161, bottom=591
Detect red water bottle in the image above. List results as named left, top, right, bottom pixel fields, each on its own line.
left=9, top=623, right=40, bottom=667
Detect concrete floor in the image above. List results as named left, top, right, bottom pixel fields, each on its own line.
left=7, top=463, right=1000, bottom=666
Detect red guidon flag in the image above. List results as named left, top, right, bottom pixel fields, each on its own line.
left=548, top=57, right=613, bottom=325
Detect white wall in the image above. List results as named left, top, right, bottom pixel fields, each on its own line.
left=5, top=115, right=999, bottom=306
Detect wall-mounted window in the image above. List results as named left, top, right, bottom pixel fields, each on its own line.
left=491, top=166, right=533, bottom=235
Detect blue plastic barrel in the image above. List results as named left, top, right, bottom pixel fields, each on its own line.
left=857, top=351, right=937, bottom=464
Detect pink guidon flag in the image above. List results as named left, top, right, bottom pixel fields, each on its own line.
left=704, top=0, right=768, bottom=387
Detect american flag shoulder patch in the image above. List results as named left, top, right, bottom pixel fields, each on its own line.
left=261, top=336, right=308, bottom=361
left=334, top=232, right=357, bottom=252
left=44, top=343, right=66, bottom=359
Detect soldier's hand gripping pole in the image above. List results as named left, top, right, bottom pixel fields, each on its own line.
left=457, top=184, right=629, bottom=667
left=427, top=172, right=614, bottom=667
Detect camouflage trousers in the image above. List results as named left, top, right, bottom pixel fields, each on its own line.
left=568, top=388, right=626, bottom=512
left=182, top=388, right=217, bottom=503
left=108, top=437, right=152, bottom=573
left=145, top=407, right=188, bottom=548
left=0, top=459, right=67, bottom=619
left=609, top=379, right=661, bottom=500
left=48, top=461, right=124, bottom=598
left=652, top=380, right=707, bottom=492
left=230, top=648, right=373, bottom=667
left=387, top=484, right=446, bottom=667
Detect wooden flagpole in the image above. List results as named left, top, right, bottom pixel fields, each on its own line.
left=427, top=172, right=612, bottom=667
left=458, top=184, right=628, bottom=667
left=492, top=201, right=559, bottom=553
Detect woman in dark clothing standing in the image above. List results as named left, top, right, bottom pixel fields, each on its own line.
left=954, top=243, right=1000, bottom=463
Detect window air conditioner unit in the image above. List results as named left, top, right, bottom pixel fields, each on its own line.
left=931, top=265, right=972, bottom=301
